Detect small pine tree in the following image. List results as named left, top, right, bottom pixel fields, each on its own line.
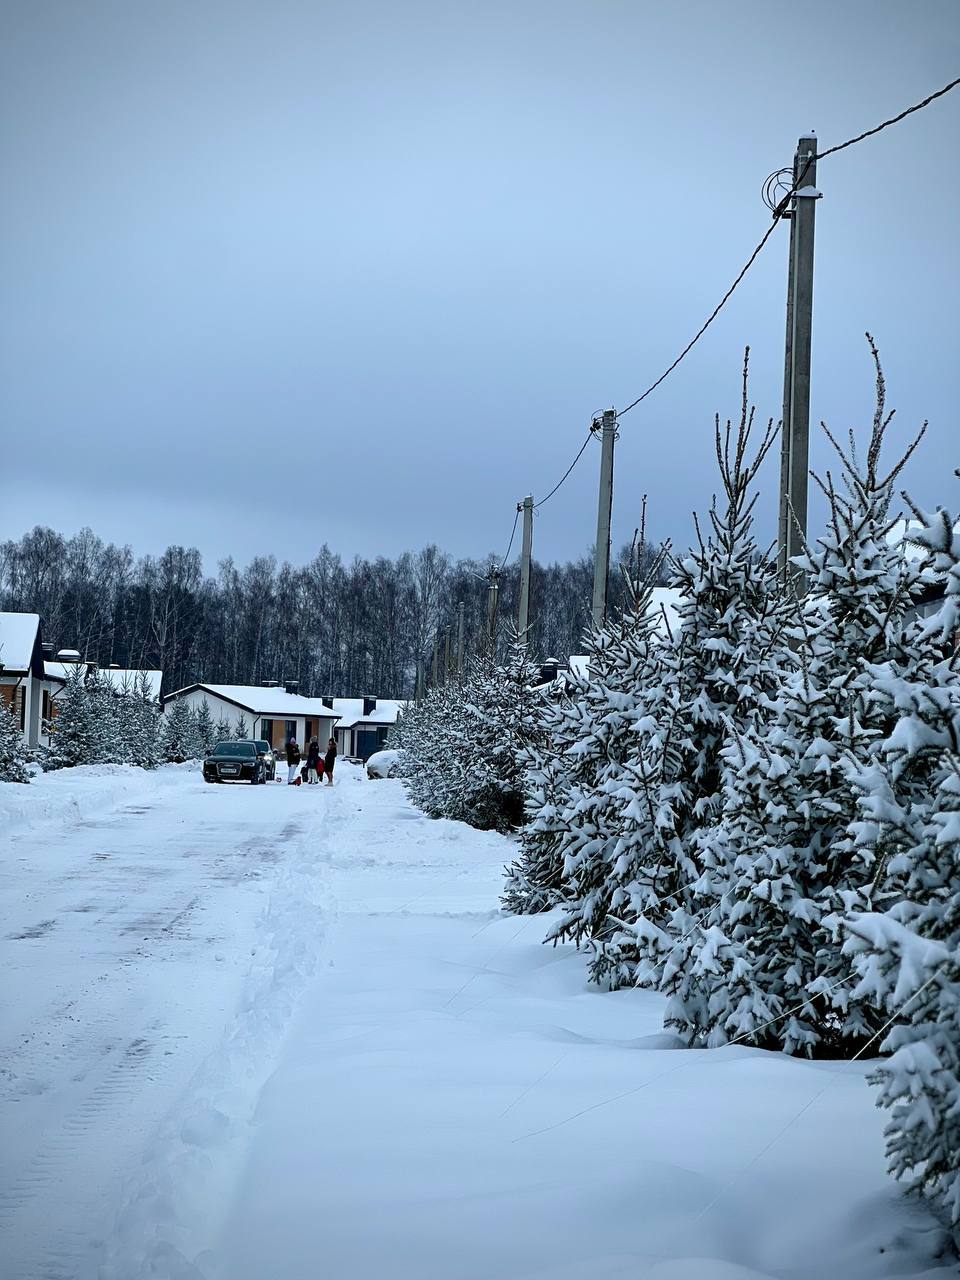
left=843, top=492, right=960, bottom=1228
left=0, top=700, right=30, bottom=783
left=47, top=666, right=97, bottom=768
left=161, top=698, right=197, bottom=763
left=121, top=672, right=161, bottom=769
left=194, top=699, right=217, bottom=756
left=234, top=714, right=248, bottom=740
left=88, top=674, right=123, bottom=764
left=214, top=713, right=231, bottom=745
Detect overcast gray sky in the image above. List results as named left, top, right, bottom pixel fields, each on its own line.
left=1, top=0, right=957, bottom=570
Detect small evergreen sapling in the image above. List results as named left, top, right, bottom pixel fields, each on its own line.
left=47, top=666, right=97, bottom=768
left=234, top=715, right=249, bottom=740
left=0, top=700, right=30, bottom=783
left=194, top=699, right=217, bottom=756
left=162, top=698, right=197, bottom=763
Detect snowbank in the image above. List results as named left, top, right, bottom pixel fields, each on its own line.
left=0, top=761, right=197, bottom=834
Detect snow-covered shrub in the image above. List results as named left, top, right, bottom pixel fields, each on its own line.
left=843, top=493, right=960, bottom=1228
left=0, top=700, right=30, bottom=783
left=664, top=341, right=930, bottom=1056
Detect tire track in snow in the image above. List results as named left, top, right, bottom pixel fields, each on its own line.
left=0, top=1024, right=170, bottom=1280
left=98, top=801, right=338, bottom=1279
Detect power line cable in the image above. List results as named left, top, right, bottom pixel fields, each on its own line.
left=617, top=74, right=960, bottom=422
left=815, top=73, right=960, bottom=160
left=533, top=424, right=599, bottom=510
left=496, top=503, right=522, bottom=572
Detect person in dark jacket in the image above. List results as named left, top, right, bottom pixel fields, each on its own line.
left=285, top=738, right=301, bottom=785
left=306, top=737, right=321, bottom=784
left=324, top=737, right=337, bottom=785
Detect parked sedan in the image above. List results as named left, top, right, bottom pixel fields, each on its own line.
left=203, top=741, right=267, bottom=784
left=254, top=739, right=277, bottom=781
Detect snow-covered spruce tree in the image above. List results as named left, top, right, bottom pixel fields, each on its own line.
left=0, top=700, right=30, bottom=783
left=594, top=368, right=796, bottom=995
left=88, top=674, right=123, bottom=764
left=161, top=698, right=197, bottom=764
left=458, top=635, right=544, bottom=832
left=842, top=490, right=960, bottom=1229
left=665, top=340, right=929, bottom=1055
left=119, top=672, right=161, bottom=769
left=402, top=635, right=543, bottom=833
left=46, top=665, right=98, bottom=768
left=193, top=699, right=217, bottom=757
left=233, top=714, right=248, bottom=740
left=505, top=535, right=684, bottom=978
left=214, top=712, right=231, bottom=745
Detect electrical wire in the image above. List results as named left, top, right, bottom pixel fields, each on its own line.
left=616, top=74, right=960, bottom=422
left=815, top=74, right=960, bottom=160
left=533, top=425, right=599, bottom=510
left=494, top=74, right=960, bottom=560
left=496, top=503, right=522, bottom=572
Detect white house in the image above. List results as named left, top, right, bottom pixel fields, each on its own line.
left=323, top=697, right=404, bottom=761
left=162, top=681, right=339, bottom=751
left=0, top=612, right=46, bottom=746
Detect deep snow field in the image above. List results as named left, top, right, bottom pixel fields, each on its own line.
left=0, top=764, right=956, bottom=1280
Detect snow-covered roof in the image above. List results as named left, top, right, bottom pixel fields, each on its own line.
left=165, top=683, right=342, bottom=719
left=101, top=667, right=163, bottom=699
left=0, top=612, right=41, bottom=673
left=328, top=698, right=404, bottom=728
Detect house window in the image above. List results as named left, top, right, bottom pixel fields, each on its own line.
left=285, top=720, right=297, bottom=743
left=304, top=719, right=314, bottom=743
left=260, top=718, right=274, bottom=744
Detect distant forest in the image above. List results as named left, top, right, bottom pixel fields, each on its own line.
left=0, top=526, right=666, bottom=698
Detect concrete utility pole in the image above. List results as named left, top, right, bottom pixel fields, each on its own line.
left=591, top=409, right=617, bottom=627
left=487, top=570, right=500, bottom=649
left=517, top=496, right=534, bottom=640
left=443, top=626, right=451, bottom=681
left=457, top=600, right=465, bottom=677
left=778, top=134, right=820, bottom=591
left=431, top=632, right=439, bottom=688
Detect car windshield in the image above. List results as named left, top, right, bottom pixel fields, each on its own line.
left=213, top=742, right=256, bottom=757
left=254, top=741, right=270, bottom=752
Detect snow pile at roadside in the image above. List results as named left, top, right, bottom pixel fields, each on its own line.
left=0, top=762, right=197, bottom=834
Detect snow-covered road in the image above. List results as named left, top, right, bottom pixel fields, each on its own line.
left=0, top=765, right=955, bottom=1279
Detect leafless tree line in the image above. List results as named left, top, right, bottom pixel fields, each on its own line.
left=0, top=526, right=665, bottom=698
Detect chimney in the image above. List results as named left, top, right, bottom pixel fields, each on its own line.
left=41, top=641, right=55, bottom=658
left=362, top=697, right=377, bottom=717
left=321, top=696, right=334, bottom=710
left=539, top=658, right=559, bottom=684
left=284, top=679, right=300, bottom=695
left=261, top=679, right=280, bottom=688
left=56, top=648, right=82, bottom=663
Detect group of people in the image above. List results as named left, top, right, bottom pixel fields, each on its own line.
left=284, top=736, right=336, bottom=785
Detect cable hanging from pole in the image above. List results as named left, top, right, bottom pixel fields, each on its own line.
left=533, top=422, right=600, bottom=510
left=616, top=73, right=960, bottom=422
